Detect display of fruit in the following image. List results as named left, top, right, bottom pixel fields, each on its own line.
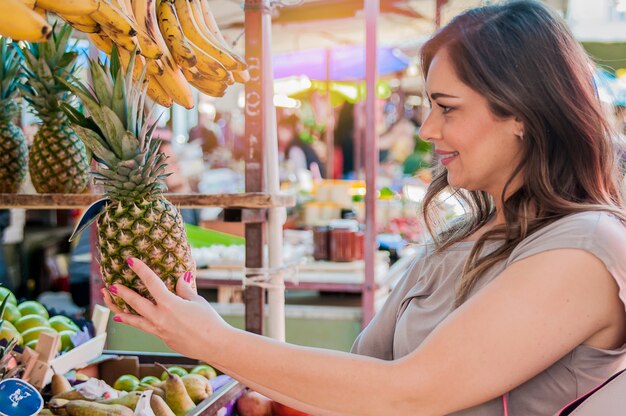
left=0, top=295, right=24, bottom=381
left=10, top=0, right=247, bottom=107
left=63, top=50, right=195, bottom=313
left=181, top=373, right=212, bottom=404
left=0, top=38, right=28, bottom=193
left=20, top=23, right=90, bottom=194
left=21, top=325, right=57, bottom=344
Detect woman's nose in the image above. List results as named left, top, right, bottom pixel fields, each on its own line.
left=418, top=110, right=439, bottom=142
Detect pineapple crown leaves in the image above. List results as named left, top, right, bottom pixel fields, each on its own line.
left=0, top=38, right=23, bottom=103
left=60, top=45, right=170, bottom=203
left=19, top=23, right=79, bottom=115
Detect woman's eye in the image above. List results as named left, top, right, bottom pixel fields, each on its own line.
left=439, top=104, right=452, bottom=114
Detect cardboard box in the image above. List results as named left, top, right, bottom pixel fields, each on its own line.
left=80, top=352, right=245, bottom=416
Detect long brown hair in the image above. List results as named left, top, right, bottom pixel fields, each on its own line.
left=419, top=0, right=626, bottom=306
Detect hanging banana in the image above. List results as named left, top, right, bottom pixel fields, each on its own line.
left=0, top=0, right=51, bottom=42
left=156, top=0, right=197, bottom=68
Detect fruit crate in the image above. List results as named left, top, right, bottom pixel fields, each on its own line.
left=82, top=351, right=245, bottom=416
left=27, top=305, right=110, bottom=389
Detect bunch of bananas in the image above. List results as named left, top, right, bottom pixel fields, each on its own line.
left=4, top=0, right=248, bottom=108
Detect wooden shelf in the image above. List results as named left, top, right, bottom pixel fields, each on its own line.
left=0, top=193, right=295, bottom=209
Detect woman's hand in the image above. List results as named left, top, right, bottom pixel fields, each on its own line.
left=102, top=257, right=229, bottom=359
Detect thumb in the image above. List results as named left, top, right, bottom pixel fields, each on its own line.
left=176, top=272, right=200, bottom=300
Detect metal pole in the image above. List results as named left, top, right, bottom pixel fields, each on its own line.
left=363, top=0, right=379, bottom=326
left=263, top=4, right=286, bottom=341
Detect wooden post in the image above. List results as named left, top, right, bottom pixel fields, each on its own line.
left=243, top=0, right=269, bottom=335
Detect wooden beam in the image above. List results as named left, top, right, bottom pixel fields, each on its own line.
left=0, top=193, right=295, bottom=209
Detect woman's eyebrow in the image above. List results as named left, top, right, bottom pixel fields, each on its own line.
left=430, top=92, right=460, bottom=100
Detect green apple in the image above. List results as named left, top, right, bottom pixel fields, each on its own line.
left=0, top=288, right=17, bottom=306
left=21, top=326, right=56, bottom=344
left=58, top=330, right=76, bottom=351
left=14, top=314, right=50, bottom=333
left=191, top=364, right=217, bottom=379
left=17, top=301, right=49, bottom=320
left=160, top=366, right=188, bottom=380
left=0, top=321, right=22, bottom=346
left=140, top=376, right=161, bottom=386
left=113, top=374, right=140, bottom=392
left=48, top=315, right=80, bottom=332
left=1, top=303, right=21, bottom=324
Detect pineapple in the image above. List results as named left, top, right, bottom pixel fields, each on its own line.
left=20, top=23, right=89, bottom=193
left=0, top=38, right=27, bottom=193
left=63, top=48, right=195, bottom=312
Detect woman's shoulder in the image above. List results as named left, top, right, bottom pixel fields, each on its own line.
left=509, top=210, right=626, bottom=266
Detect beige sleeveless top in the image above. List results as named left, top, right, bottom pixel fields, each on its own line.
left=352, top=211, right=626, bottom=415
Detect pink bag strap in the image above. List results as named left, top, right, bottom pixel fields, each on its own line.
left=502, top=393, right=509, bottom=416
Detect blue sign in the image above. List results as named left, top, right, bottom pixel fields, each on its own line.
left=0, top=379, right=43, bottom=416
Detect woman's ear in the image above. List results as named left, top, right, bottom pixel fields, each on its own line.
left=513, top=118, right=525, bottom=140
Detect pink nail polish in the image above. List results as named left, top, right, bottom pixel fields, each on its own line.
left=113, top=315, right=122, bottom=323
left=109, top=285, right=118, bottom=294
left=127, top=257, right=134, bottom=267
left=183, top=272, right=191, bottom=283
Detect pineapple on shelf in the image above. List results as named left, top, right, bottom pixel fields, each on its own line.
left=0, top=37, right=28, bottom=193
left=20, top=23, right=89, bottom=194
left=63, top=47, right=195, bottom=312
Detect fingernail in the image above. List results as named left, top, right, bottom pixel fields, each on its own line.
left=113, top=315, right=122, bottom=323
left=183, top=271, right=191, bottom=283
left=109, top=285, right=118, bottom=294
left=126, top=257, right=134, bottom=267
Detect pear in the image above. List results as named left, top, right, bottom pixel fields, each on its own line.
left=150, top=394, right=176, bottom=416
left=51, top=373, right=72, bottom=396
left=97, top=391, right=142, bottom=410
left=156, top=363, right=196, bottom=416
left=136, top=382, right=166, bottom=398
left=182, top=374, right=213, bottom=404
left=65, top=400, right=134, bottom=416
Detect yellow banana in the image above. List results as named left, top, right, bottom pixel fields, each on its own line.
left=60, top=14, right=100, bottom=33
left=113, top=0, right=162, bottom=59
left=100, top=25, right=141, bottom=55
left=182, top=68, right=228, bottom=97
left=91, top=1, right=137, bottom=37
left=187, top=42, right=232, bottom=83
left=33, top=6, right=46, bottom=19
left=146, top=76, right=174, bottom=107
left=88, top=33, right=113, bottom=54
left=193, top=0, right=246, bottom=71
left=133, top=0, right=194, bottom=108
left=172, top=0, right=239, bottom=70
left=146, top=58, right=165, bottom=76
left=29, top=0, right=100, bottom=16
left=0, top=0, right=51, bottom=42
left=156, top=0, right=197, bottom=68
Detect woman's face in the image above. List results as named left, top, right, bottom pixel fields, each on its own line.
left=419, top=49, right=524, bottom=198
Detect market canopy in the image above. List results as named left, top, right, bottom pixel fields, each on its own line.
left=273, top=46, right=411, bottom=81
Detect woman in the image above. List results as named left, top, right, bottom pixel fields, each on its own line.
left=103, top=1, right=626, bottom=414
